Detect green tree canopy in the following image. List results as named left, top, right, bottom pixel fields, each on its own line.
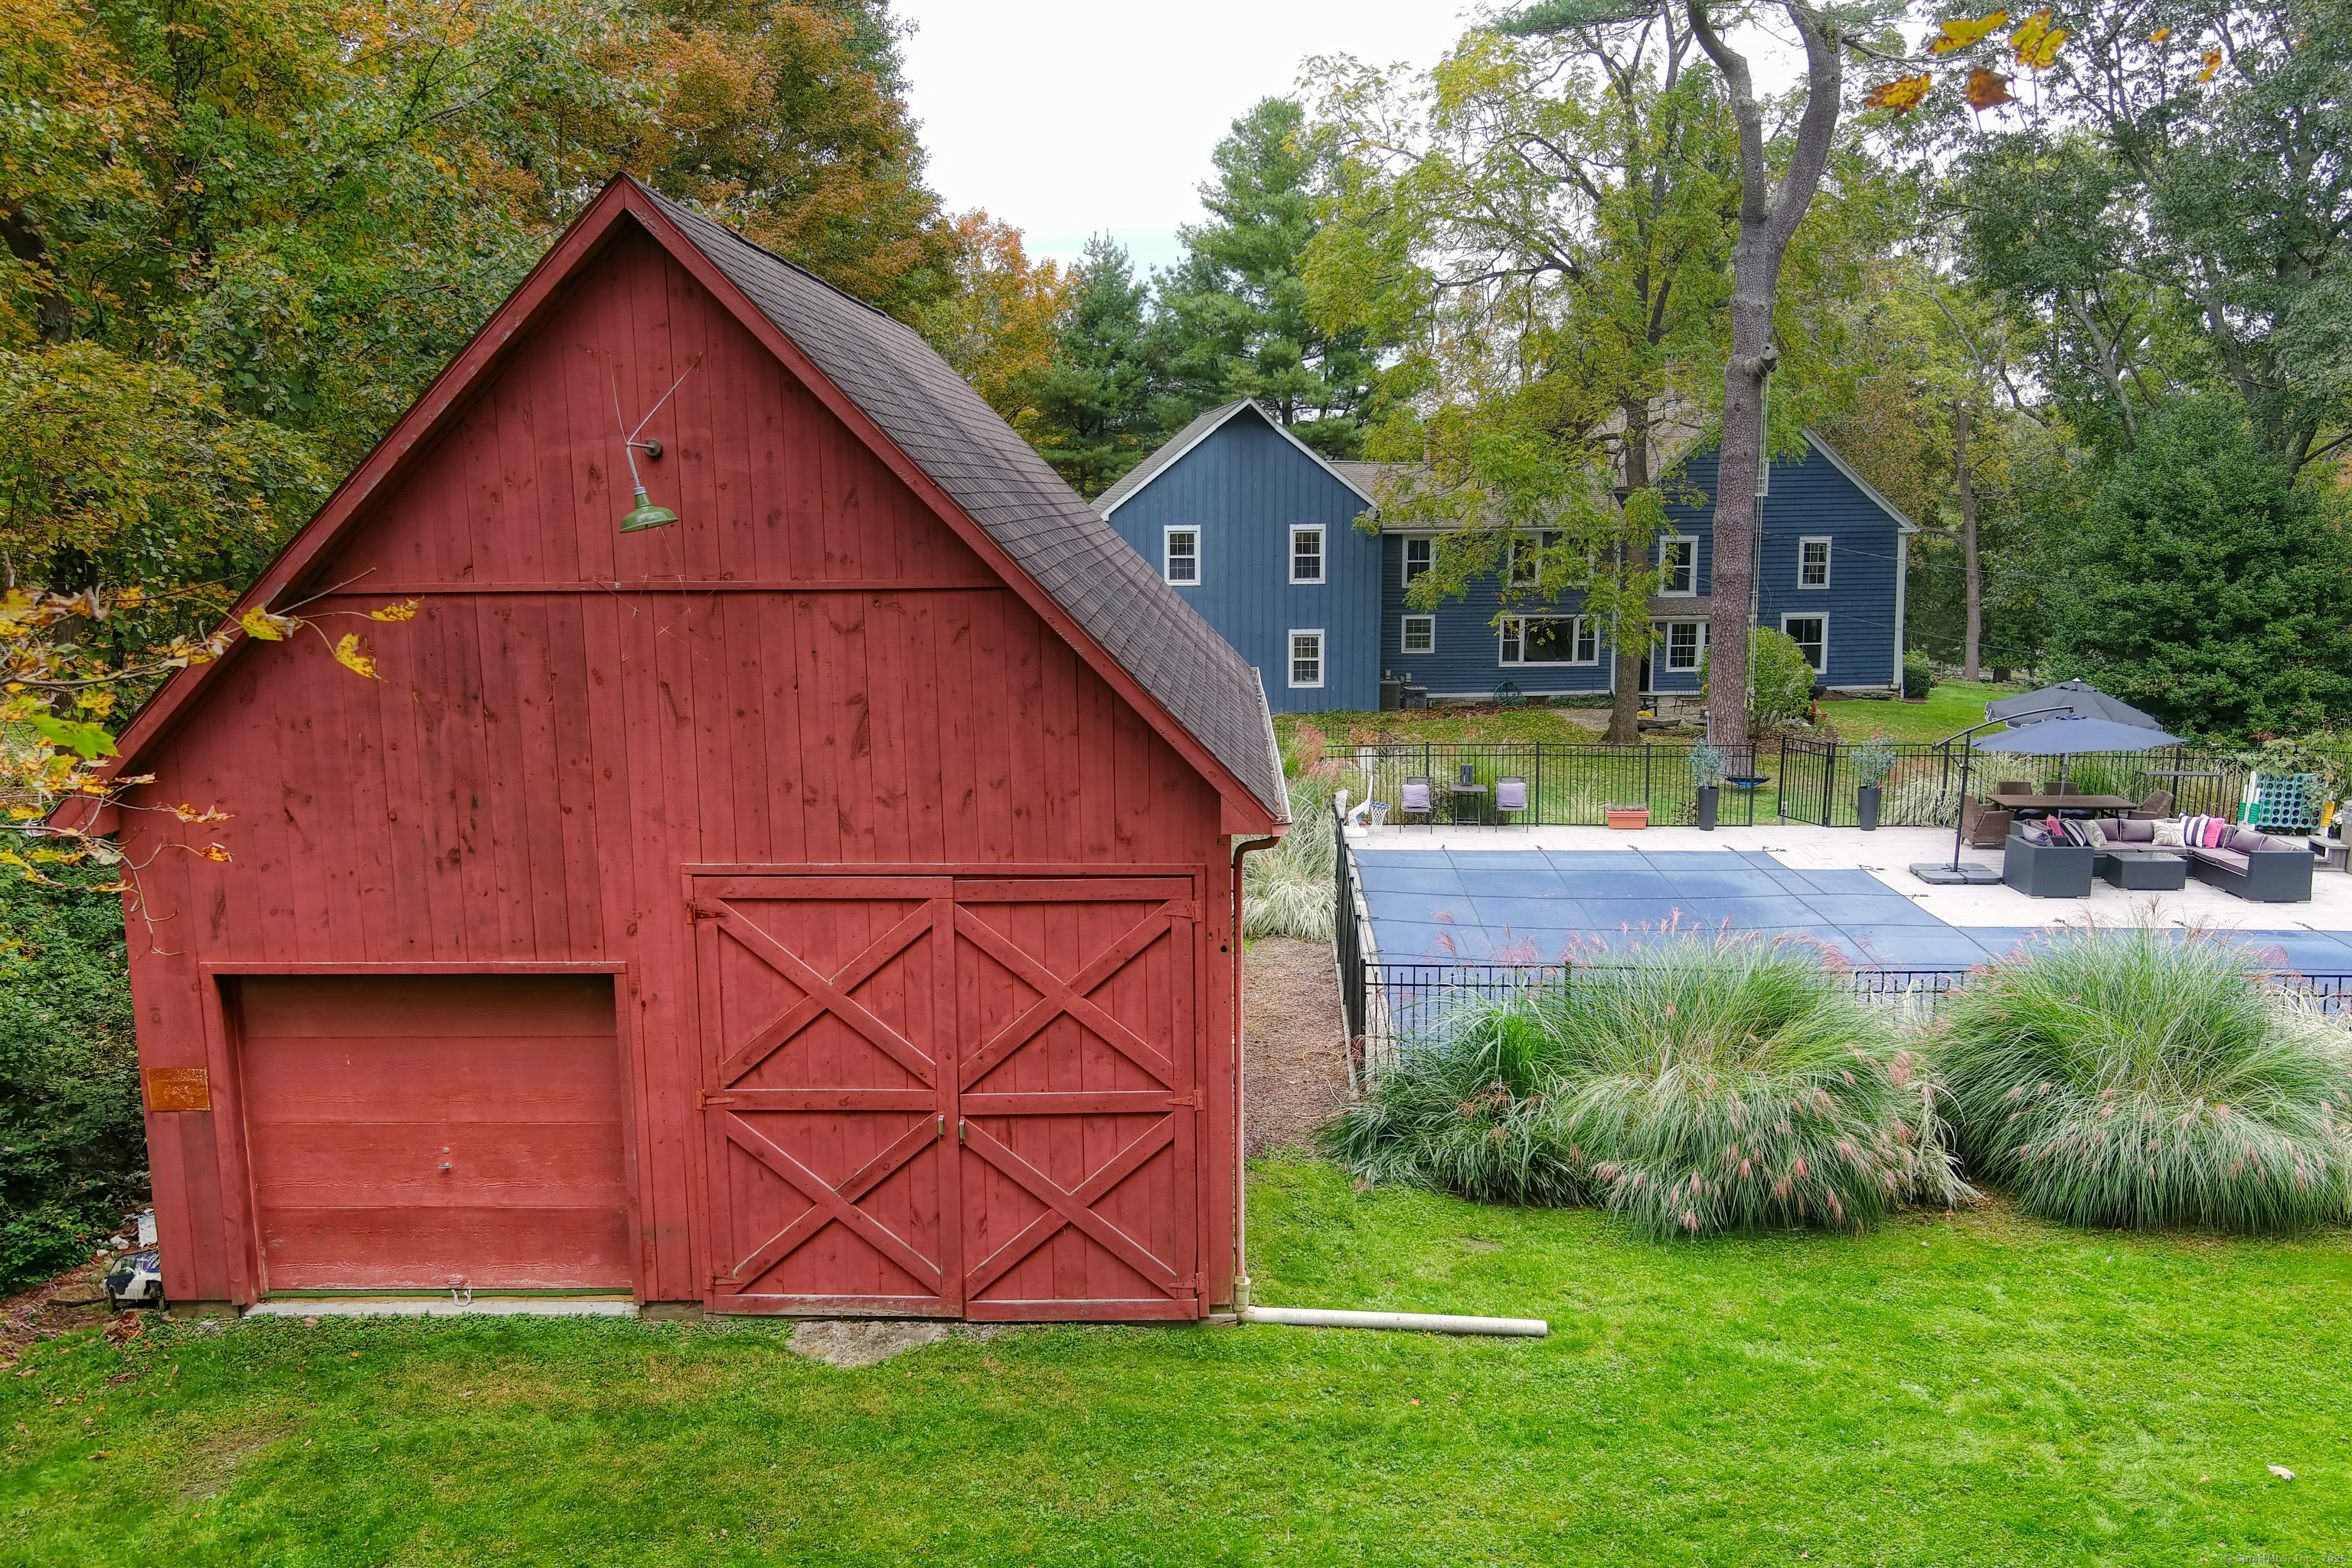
left=1018, top=237, right=1179, bottom=497
left=2053, top=394, right=2352, bottom=738
left=1158, top=98, right=1377, bottom=457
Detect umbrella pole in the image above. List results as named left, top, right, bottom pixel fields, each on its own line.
left=1909, top=702, right=2081, bottom=887
left=1950, top=743, right=1971, bottom=871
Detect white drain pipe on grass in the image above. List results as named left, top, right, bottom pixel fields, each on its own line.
left=1240, top=1305, right=1547, bottom=1337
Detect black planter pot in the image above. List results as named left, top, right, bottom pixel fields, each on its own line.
left=1696, top=785, right=1720, bottom=831
left=1857, top=782, right=1883, bottom=831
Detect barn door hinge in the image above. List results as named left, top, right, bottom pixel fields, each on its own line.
left=1166, top=1092, right=1200, bottom=1109
left=1161, top=900, right=1203, bottom=922
left=707, top=1273, right=740, bottom=1291
left=691, top=901, right=727, bottom=921
left=1174, top=1273, right=1200, bottom=1296
left=698, top=1093, right=738, bottom=1109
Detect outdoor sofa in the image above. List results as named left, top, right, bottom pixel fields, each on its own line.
left=2092, top=816, right=2313, bottom=903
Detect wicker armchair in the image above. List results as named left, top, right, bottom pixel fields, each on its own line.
left=1962, top=797, right=2016, bottom=848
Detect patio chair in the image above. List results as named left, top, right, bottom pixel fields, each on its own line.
left=1495, top=776, right=1530, bottom=828
left=1993, top=779, right=2030, bottom=796
left=1400, top=776, right=1436, bottom=829
left=1962, top=797, right=2015, bottom=849
left=2131, top=788, right=2174, bottom=819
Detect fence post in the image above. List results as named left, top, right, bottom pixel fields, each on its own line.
left=1822, top=743, right=1838, bottom=828
left=1643, top=745, right=1652, bottom=807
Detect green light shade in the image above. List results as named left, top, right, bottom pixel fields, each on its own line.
left=619, top=485, right=678, bottom=533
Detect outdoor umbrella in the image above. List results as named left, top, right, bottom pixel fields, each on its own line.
left=1910, top=714, right=2183, bottom=885
left=1984, top=678, right=2163, bottom=732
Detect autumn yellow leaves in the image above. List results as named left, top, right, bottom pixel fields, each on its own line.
left=1864, top=9, right=2216, bottom=119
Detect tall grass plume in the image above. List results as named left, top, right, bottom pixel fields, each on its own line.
left=1321, top=930, right=1970, bottom=1236
left=1935, top=923, right=2352, bottom=1231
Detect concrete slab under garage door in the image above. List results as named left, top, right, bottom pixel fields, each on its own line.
left=234, top=975, right=632, bottom=1293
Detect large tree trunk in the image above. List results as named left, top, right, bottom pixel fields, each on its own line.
left=1688, top=1, right=1842, bottom=751
left=1606, top=407, right=1651, bottom=745
left=1954, top=403, right=1981, bottom=681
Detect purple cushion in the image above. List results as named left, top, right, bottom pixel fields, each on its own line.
left=2112, top=818, right=2154, bottom=842
left=2230, top=827, right=2269, bottom=853
left=2195, top=848, right=2249, bottom=871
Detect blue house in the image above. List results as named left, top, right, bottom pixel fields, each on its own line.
left=1097, top=399, right=1916, bottom=711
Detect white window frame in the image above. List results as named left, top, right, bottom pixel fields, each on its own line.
left=1499, top=615, right=1599, bottom=666
left=1661, top=618, right=1707, bottom=671
left=1287, top=628, right=1325, bottom=688
left=1782, top=612, right=1828, bottom=675
left=1658, top=534, right=1698, bottom=596
left=1290, top=524, right=1325, bottom=585
left=1400, top=614, right=1436, bottom=655
left=1403, top=535, right=1433, bottom=584
left=1508, top=531, right=1557, bottom=586
left=1163, top=525, right=1200, bottom=586
left=1798, top=536, right=1831, bottom=590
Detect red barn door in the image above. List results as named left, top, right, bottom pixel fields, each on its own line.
left=236, top=975, right=631, bottom=1292
left=695, top=876, right=1200, bottom=1320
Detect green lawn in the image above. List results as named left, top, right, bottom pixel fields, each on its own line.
left=4, top=1160, right=2343, bottom=1566
left=1822, top=679, right=2011, bottom=746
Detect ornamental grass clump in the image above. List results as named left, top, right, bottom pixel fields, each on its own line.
left=1936, top=924, right=2352, bottom=1232
left=1320, top=931, right=1970, bottom=1236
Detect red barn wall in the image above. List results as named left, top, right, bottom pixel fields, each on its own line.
left=119, top=229, right=1239, bottom=1310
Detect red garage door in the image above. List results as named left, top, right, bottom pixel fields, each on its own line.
left=236, top=975, right=632, bottom=1292
left=696, top=877, right=1200, bottom=1319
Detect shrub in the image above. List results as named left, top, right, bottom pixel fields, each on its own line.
left=1321, top=931, right=1970, bottom=1236
left=0, top=876, right=144, bottom=1293
left=1700, top=627, right=1816, bottom=734
left=1936, top=925, right=2352, bottom=1232
left=1903, top=652, right=1936, bottom=700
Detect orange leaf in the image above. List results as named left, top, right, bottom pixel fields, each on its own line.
left=1864, top=74, right=1934, bottom=113
left=194, top=843, right=234, bottom=863
left=332, top=633, right=380, bottom=681
left=369, top=599, right=420, bottom=623
left=2010, top=9, right=2067, bottom=69
left=2199, top=47, right=2222, bottom=80
left=1929, top=10, right=2010, bottom=53
left=1965, top=66, right=2017, bottom=109
left=2148, top=26, right=2172, bottom=41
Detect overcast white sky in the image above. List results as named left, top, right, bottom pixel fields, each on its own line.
left=893, top=2, right=1478, bottom=276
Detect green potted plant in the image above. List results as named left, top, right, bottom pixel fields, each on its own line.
left=1688, top=741, right=1725, bottom=831
left=1852, top=734, right=1899, bottom=831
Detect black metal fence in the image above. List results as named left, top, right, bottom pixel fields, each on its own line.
left=1775, top=739, right=2251, bottom=829
left=1353, top=958, right=2352, bottom=1071
left=1337, top=741, right=1762, bottom=829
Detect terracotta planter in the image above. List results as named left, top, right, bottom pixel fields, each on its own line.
left=1605, top=806, right=1651, bottom=831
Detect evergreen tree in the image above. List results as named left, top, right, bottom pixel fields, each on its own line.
left=1020, top=237, right=1174, bottom=496
left=2053, top=395, right=2352, bottom=739
left=1159, top=98, right=1375, bottom=456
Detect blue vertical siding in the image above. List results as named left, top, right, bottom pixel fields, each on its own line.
left=1381, top=537, right=1614, bottom=700
left=1099, top=410, right=1380, bottom=713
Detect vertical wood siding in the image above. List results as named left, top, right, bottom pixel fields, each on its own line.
left=1099, top=412, right=1380, bottom=713
left=119, top=230, right=1236, bottom=1308
left=1400, top=445, right=1904, bottom=697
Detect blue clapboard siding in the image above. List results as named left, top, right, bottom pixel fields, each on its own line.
left=1099, top=407, right=1381, bottom=713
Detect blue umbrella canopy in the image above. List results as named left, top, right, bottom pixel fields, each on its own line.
left=1972, top=715, right=2183, bottom=754
left=1984, top=678, right=2163, bottom=730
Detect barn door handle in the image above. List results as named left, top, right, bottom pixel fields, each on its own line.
left=937, top=1115, right=946, bottom=1138
left=958, top=1119, right=967, bottom=1145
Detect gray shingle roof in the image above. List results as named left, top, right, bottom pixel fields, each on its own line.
left=639, top=183, right=1286, bottom=823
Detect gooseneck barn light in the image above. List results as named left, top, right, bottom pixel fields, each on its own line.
left=609, top=353, right=704, bottom=534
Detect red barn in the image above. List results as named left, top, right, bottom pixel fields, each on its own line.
left=95, top=178, right=1290, bottom=1321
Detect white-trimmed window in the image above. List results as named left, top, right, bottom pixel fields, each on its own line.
left=1288, top=629, right=1325, bottom=688
left=1290, top=525, right=1325, bottom=584
left=1509, top=531, right=1557, bottom=585
left=1501, top=616, right=1599, bottom=665
left=1164, top=527, right=1200, bottom=585
left=1401, top=614, right=1436, bottom=654
left=1662, top=619, right=1707, bottom=670
left=1798, top=537, right=1831, bottom=589
left=1659, top=534, right=1697, bottom=596
left=1782, top=613, right=1828, bottom=674
left=1403, top=536, right=1433, bottom=583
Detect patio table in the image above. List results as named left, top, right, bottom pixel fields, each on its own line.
left=1988, top=790, right=2135, bottom=817
left=1443, top=783, right=1490, bottom=825
left=2096, top=849, right=2187, bottom=890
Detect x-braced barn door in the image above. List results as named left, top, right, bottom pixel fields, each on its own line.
left=952, top=880, right=1199, bottom=1321
left=695, top=879, right=960, bottom=1315
left=694, top=876, right=1200, bottom=1319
